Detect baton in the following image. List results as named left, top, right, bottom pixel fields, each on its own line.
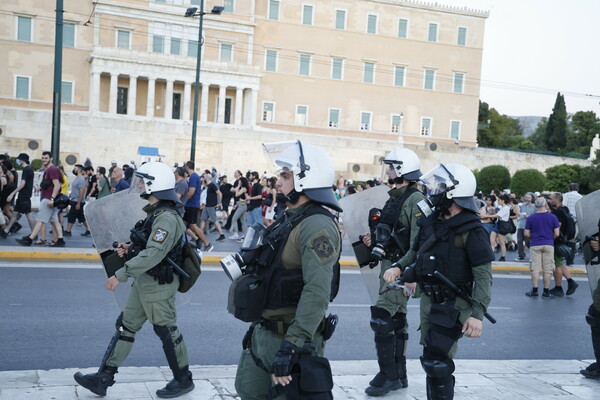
left=379, top=280, right=415, bottom=296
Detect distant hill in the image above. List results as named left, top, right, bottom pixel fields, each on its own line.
left=511, top=116, right=543, bottom=138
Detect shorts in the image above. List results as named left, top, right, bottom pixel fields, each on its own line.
left=15, top=196, right=32, bottom=214
left=67, top=200, right=86, bottom=223
left=554, top=254, right=564, bottom=268
left=222, top=198, right=231, bottom=212
left=183, top=206, right=199, bottom=225
left=200, top=206, right=218, bottom=222
left=529, top=245, right=555, bottom=275
left=35, top=198, right=60, bottom=224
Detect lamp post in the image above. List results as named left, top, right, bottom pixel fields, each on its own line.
left=184, top=3, right=224, bottom=163
left=51, top=0, right=64, bottom=165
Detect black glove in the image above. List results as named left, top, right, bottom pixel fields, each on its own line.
left=272, top=340, right=298, bottom=377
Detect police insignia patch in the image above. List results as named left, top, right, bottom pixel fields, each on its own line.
left=312, top=236, right=333, bottom=258
left=152, top=229, right=169, bottom=243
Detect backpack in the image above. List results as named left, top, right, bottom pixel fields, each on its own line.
left=177, top=237, right=202, bottom=293
left=559, top=206, right=576, bottom=241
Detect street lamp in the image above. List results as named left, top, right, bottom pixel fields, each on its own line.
left=184, top=3, right=224, bottom=163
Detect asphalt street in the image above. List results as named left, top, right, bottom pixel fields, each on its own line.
left=0, top=262, right=593, bottom=372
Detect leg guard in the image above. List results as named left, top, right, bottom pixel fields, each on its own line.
left=421, top=356, right=455, bottom=400
left=74, top=366, right=117, bottom=397
left=99, top=312, right=135, bottom=371
left=154, top=324, right=194, bottom=398
left=365, top=334, right=401, bottom=396
left=393, top=312, right=408, bottom=388
left=369, top=306, right=394, bottom=335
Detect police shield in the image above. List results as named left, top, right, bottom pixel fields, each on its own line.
left=339, top=185, right=390, bottom=304
left=575, top=189, right=600, bottom=294
left=84, top=190, right=147, bottom=308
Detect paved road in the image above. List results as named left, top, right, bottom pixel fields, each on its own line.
left=0, top=262, right=593, bottom=371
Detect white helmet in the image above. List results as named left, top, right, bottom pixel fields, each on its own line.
left=134, top=162, right=180, bottom=203
left=263, top=140, right=342, bottom=212
left=383, top=149, right=422, bottom=181
left=420, top=163, right=479, bottom=213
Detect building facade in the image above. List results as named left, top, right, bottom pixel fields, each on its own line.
left=1, top=0, right=490, bottom=176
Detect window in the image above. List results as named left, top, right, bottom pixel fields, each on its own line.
left=360, top=112, right=372, bottom=131
left=363, top=62, right=375, bottom=83
left=302, top=4, right=313, bottom=25
left=457, top=27, right=467, bottom=46
left=296, top=105, right=308, bottom=125
left=265, top=50, right=277, bottom=72
left=331, top=58, right=343, bottom=80
left=367, top=14, right=377, bottom=34
left=299, top=54, right=311, bottom=76
left=424, top=69, right=435, bottom=90
left=329, top=108, right=340, bottom=128
left=117, top=30, right=131, bottom=49
left=61, top=81, right=73, bottom=104
left=224, top=0, right=234, bottom=13
left=428, top=23, right=438, bottom=42
left=450, top=121, right=460, bottom=140
left=262, top=102, right=274, bottom=122
left=188, top=40, right=198, bottom=58
left=153, top=35, right=164, bottom=53
left=171, top=38, right=181, bottom=55
left=394, top=66, right=405, bottom=87
left=117, top=87, right=128, bottom=115
left=421, top=117, right=432, bottom=136
left=63, top=23, right=75, bottom=48
left=391, top=114, right=401, bottom=133
left=453, top=73, right=464, bottom=93
left=15, top=76, right=30, bottom=99
left=335, top=10, right=346, bottom=30
left=398, top=18, right=408, bottom=38
left=17, top=16, right=32, bottom=42
left=220, top=43, right=233, bottom=62
left=268, top=0, right=280, bottom=20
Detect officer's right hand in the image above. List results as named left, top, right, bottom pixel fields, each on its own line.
left=591, top=238, right=600, bottom=252
left=116, top=243, right=129, bottom=258
left=362, top=233, right=371, bottom=247
left=383, top=267, right=401, bottom=283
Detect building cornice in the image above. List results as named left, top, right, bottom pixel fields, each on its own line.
left=373, top=0, right=489, bottom=18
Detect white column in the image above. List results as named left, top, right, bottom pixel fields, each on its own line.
left=217, top=85, right=226, bottom=124
left=200, top=83, right=209, bottom=122
left=183, top=82, right=191, bottom=121
left=127, top=76, right=137, bottom=116
left=90, top=72, right=100, bottom=112
left=109, top=73, right=118, bottom=114
left=146, top=78, right=156, bottom=117
left=165, top=79, right=174, bottom=119
left=250, top=89, right=258, bottom=126
left=234, top=87, right=243, bottom=125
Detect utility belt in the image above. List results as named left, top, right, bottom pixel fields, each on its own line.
left=146, top=262, right=175, bottom=285
left=420, top=282, right=472, bottom=304
left=259, top=314, right=338, bottom=341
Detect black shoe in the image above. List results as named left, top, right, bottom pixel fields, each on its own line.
left=580, top=363, right=600, bottom=379
left=365, top=372, right=402, bottom=396
left=514, top=256, right=525, bottom=261
left=49, top=238, right=66, bottom=247
left=63, top=231, right=72, bottom=237
left=0, top=230, right=7, bottom=239
left=9, top=222, right=22, bottom=234
left=17, top=236, right=33, bottom=246
left=73, top=367, right=117, bottom=396
left=498, top=256, right=506, bottom=262
left=542, top=291, right=554, bottom=299
left=549, top=287, right=564, bottom=297
left=156, top=371, right=195, bottom=398
left=566, top=280, right=579, bottom=296
left=525, top=290, right=538, bottom=298
left=81, top=230, right=91, bottom=237
left=216, top=234, right=225, bottom=242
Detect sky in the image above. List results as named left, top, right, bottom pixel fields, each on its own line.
left=436, top=0, right=600, bottom=117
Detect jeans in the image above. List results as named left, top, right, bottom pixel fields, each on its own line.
left=246, top=206, right=263, bottom=229
left=517, top=228, right=530, bottom=259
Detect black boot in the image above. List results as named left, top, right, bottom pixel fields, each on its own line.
left=73, top=366, right=117, bottom=396
left=366, top=334, right=401, bottom=396
left=426, top=375, right=455, bottom=400
left=156, top=367, right=195, bottom=398
left=394, top=332, right=409, bottom=388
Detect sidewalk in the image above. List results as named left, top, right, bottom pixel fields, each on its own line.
left=0, top=359, right=597, bottom=399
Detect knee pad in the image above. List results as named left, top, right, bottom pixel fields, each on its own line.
left=587, top=305, right=600, bottom=328
left=392, top=312, right=407, bottom=332
left=420, top=356, right=455, bottom=379
left=370, top=306, right=394, bottom=335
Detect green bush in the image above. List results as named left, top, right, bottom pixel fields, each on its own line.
left=510, top=169, right=546, bottom=197
left=477, top=165, right=511, bottom=194
left=544, top=164, right=582, bottom=193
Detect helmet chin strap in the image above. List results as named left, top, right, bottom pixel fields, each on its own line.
left=276, top=189, right=301, bottom=205
left=140, top=192, right=150, bottom=200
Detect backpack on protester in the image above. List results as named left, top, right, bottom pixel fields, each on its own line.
left=559, top=206, right=576, bottom=241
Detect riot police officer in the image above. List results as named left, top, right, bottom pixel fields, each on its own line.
left=363, top=149, right=425, bottom=396
left=582, top=231, right=600, bottom=379
left=74, top=162, right=194, bottom=398
left=387, top=163, right=494, bottom=399
left=232, top=140, right=342, bottom=399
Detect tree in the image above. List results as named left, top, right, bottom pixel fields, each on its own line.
left=529, top=117, right=548, bottom=150
left=566, top=111, right=600, bottom=155
left=510, top=169, right=546, bottom=197
left=544, top=164, right=582, bottom=193
left=544, top=92, right=568, bottom=152
left=477, top=165, right=511, bottom=194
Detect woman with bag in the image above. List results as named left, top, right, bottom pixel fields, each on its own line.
left=228, top=177, right=249, bottom=241
left=488, top=195, right=511, bottom=261
left=263, top=177, right=277, bottom=226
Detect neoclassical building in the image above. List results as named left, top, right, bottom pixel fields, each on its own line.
left=1, top=0, right=490, bottom=177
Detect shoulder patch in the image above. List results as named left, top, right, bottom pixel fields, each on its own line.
left=152, top=228, right=169, bottom=243
left=312, top=235, right=334, bottom=258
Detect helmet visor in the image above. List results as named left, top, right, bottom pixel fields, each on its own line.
left=420, top=164, right=457, bottom=196
left=129, top=171, right=147, bottom=195
left=263, top=140, right=304, bottom=175
left=240, top=223, right=268, bottom=250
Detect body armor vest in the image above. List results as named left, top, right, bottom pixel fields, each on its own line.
left=376, top=186, right=419, bottom=259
